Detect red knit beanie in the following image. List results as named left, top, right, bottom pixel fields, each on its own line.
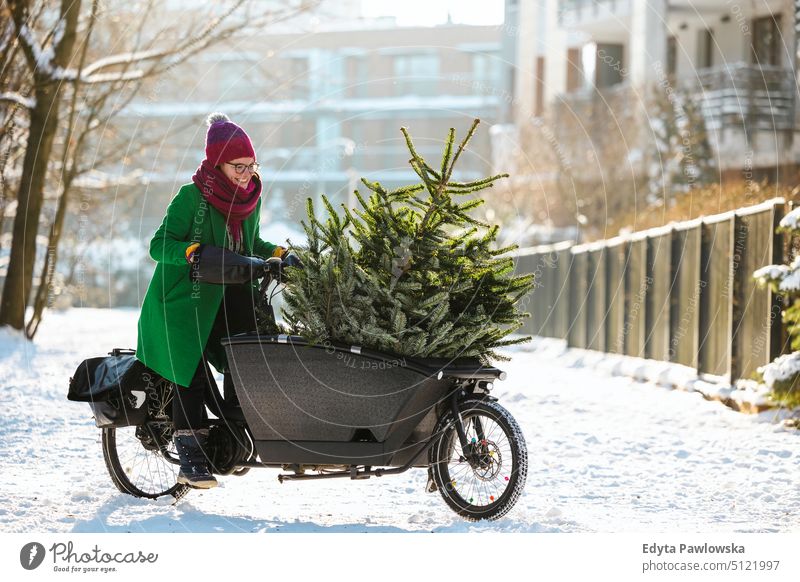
left=204, top=112, right=256, bottom=166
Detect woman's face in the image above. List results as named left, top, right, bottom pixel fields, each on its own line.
left=219, top=156, right=256, bottom=189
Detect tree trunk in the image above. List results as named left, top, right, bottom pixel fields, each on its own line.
left=25, top=171, right=68, bottom=338
left=0, top=0, right=81, bottom=330
left=0, top=87, right=61, bottom=329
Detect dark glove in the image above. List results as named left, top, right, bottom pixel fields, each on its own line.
left=282, top=252, right=303, bottom=269
left=189, top=244, right=267, bottom=284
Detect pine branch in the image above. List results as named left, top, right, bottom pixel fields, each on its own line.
left=282, top=119, right=535, bottom=364
left=444, top=118, right=480, bottom=181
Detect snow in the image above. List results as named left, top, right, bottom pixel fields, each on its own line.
left=779, top=269, right=800, bottom=293
left=15, top=19, right=153, bottom=84
left=759, top=352, right=800, bottom=389
left=1, top=310, right=799, bottom=533
left=753, top=263, right=789, bottom=284
left=0, top=91, right=36, bottom=109
left=780, top=206, right=800, bottom=231
left=753, top=255, right=800, bottom=292
left=524, top=338, right=780, bottom=413
left=81, top=49, right=166, bottom=77
left=17, top=20, right=69, bottom=80
left=82, top=69, right=146, bottom=84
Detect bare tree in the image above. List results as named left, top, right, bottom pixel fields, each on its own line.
left=0, top=0, right=321, bottom=335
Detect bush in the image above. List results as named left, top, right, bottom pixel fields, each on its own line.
left=753, top=207, right=800, bottom=408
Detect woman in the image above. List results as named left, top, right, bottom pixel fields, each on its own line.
left=136, top=113, right=286, bottom=489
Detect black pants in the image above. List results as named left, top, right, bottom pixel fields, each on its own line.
left=172, top=285, right=258, bottom=430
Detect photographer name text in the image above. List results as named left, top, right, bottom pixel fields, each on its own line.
left=643, top=542, right=745, bottom=557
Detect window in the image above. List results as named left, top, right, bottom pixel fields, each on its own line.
left=346, top=56, right=369, bottom=98
left=667, top=36, right=677, bottom=77
left=697, top=28, right=714, bottom=68
left=277, top=57, right=309, bottom=100
left=595, top=43, right=624, bottom=88
left=290, top=57, right=310, bottom=99
left=393, top=54, right=439, bottom=96
left=566, top=47, right=583, bottom=92
left=535, top=56, right=545, bottom=117
left=751, top=15, right=781, bottom=66
left=473, top=53, right=488, bottom=85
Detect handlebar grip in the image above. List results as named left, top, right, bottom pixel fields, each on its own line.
left=282, top=253, right=303, bottom=269
left=191, top=245, right=269, bottom=284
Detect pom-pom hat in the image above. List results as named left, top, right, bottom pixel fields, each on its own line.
left=204, top=112, right=256, bottom=166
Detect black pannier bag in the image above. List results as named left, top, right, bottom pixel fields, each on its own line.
left=68, top=349, right=152, bottom=428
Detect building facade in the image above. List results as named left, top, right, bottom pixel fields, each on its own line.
left=121, top=19, right=504, bottom=231
left=504, top=0, right=800, bottom=178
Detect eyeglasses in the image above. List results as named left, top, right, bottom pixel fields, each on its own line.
left=225, top=162, right=260, bottom=175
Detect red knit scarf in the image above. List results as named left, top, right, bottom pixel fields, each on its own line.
left=192, top=159, right=261, bottom=246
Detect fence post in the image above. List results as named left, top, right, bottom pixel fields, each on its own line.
left=645, top=227, right=673, bottom=361
left=554, top=246, right=573, bottom=339
left=568, top=248, right=588, bottom=349
left=669, top=221, right=702, bottom=369
left=771, top=201, right=788, bottom=360
left=729, top=200, right=785, bottom=382
left=605, top=238, right=626, bottom=353
left=586, top=246, right=607, bottom=351
left=624, top=236, right=648, bottom=358
left=698, top=214, right=735, bottom=380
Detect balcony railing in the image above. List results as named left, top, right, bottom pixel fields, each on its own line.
left=554, top=63, right=797, bottom=136
left=692, top=63, right=796, bottom=132
left=558, top=0, right=629, bottom=27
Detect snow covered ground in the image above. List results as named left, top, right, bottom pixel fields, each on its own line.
left=0, top=308, right=798, bottom=533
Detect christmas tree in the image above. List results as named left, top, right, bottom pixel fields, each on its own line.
left=281, top=119, right=534, bottom=364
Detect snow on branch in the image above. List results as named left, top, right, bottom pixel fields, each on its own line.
left=17, top=17, right=68, bottom=78
left=758, top=351, right=800, bottom=389
left=81, top=70, right=146, bottom=83
left=755, top=256, right=800, bottom=293
left=17, top=22, right=52, bottom=74
left=0, top=18, right=14, bottom=54
left=80, top=48, right=171, bottom=77
left=0, top=92, right=36, bottom=109
left=779, top=206, right=800, bottom=231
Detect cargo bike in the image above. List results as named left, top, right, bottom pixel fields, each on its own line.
left=69, top=250, right=528, bottom=521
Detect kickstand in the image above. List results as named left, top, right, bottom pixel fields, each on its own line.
left=425, top=468, right=438, bottom=493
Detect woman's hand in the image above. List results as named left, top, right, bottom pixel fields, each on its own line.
left=190, top=245, right=267, bottom=284
left=282, top=252, right=303, bottom=269
left=185, top=242, right=201, bottom=264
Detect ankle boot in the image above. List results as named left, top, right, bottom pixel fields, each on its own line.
left=174, top=428, right=218, bottom=489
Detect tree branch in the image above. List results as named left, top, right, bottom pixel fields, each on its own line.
left=0, top=92, right=35, bottom=109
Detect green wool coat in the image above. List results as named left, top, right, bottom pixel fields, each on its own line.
left=136, top=182, right=279, bottom=387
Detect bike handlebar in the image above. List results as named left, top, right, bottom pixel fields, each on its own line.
left=190, top=245, right=301, bottom=286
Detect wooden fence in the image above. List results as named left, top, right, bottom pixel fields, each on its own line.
left=515, top=198, right=787, bottom=382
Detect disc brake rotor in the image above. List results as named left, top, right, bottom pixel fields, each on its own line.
left=470, top=439, right=502, bottom=482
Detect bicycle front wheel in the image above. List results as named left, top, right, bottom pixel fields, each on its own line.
left=430, top=399, right=527, bottom=521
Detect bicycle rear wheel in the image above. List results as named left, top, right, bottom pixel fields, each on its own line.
left=102, top=423, right=189, bottom=499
